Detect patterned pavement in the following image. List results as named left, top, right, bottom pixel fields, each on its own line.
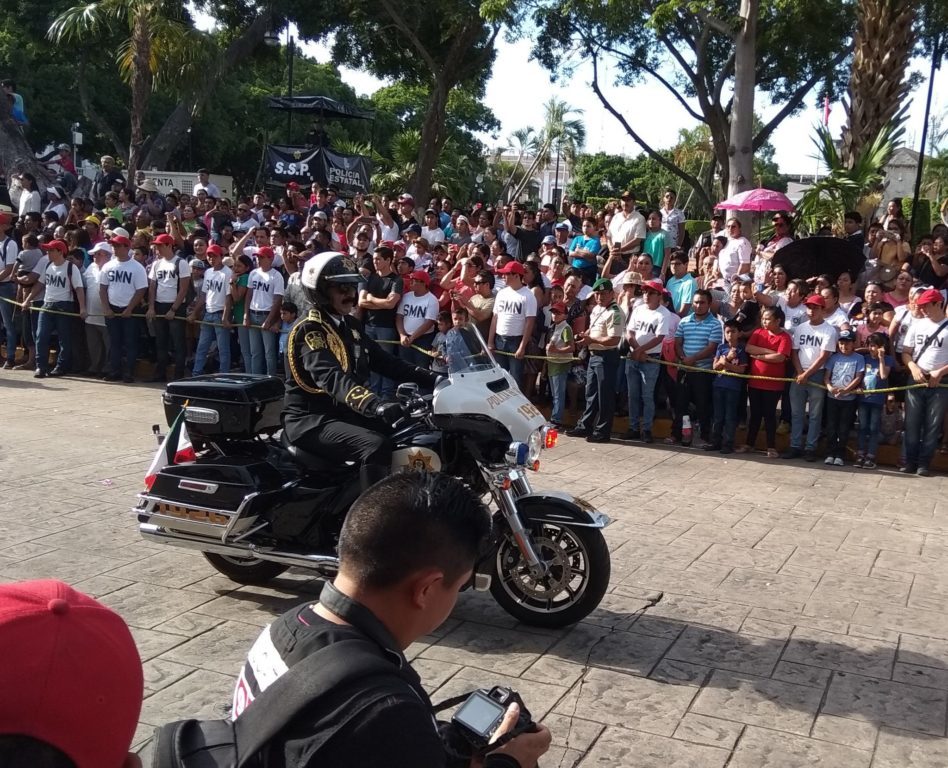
left=2, top=370, right=948, bottom=766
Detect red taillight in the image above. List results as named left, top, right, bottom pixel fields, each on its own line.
left=545, top=428, right=558, bottom=449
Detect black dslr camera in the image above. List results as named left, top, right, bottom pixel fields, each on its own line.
left=449, top=686, right=536, bottom=751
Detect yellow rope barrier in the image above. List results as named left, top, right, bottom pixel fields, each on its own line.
left=5, top=295, right=940, bottom=391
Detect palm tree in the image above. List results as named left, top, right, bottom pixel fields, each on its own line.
left=373, top=130, right=472, bottom=201
left=497, top=127, right=538, bottom=203
left=49, top=0, right=205, bottom=176
left=510, top=99, right=585, bottom=202
left=840, top=0, right=916, bottom=169
left=798, top=121, right=903, bottom=234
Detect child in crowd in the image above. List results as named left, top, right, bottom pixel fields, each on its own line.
left=278, top=301, right=298, bottom=357
left=855, top=302, right=892, bottom=350
left=855, top=331, right=893, bottom=469
left=431, top=310, right=453, bottom=375
left=823, top=328, right=865, bottom=466
left=707, top=319, right=748, bottom=452
left=545, top=301, right=575, bottom=427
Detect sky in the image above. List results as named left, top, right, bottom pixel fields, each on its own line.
left=295, top=35, right=947, bottom=177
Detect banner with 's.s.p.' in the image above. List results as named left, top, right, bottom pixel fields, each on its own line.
left=266, top=145, right=371, bottom=196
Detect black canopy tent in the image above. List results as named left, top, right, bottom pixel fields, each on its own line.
left=262, top=95, right=375, bottom=196
left=266, top=95, right=376, bottom=123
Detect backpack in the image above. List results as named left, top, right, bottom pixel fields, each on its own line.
left=149, top=638, right=395, bottom=768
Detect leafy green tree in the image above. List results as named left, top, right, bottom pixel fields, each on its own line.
left=316, top=0, right=503, bottom=202
left=528, top=0, right=854, bottom=205
left=48, top=0, right=207, bottom=175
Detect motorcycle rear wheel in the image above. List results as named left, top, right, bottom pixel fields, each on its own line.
left=203, top=552, right=288, bottom=585
left=490, top=521, right=610, bottom=628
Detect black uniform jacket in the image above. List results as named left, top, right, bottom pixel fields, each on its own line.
left=283, top=307, right=432, bottom=428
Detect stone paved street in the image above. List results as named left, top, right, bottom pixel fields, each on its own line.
left=3, top=371, right=948, bottom=766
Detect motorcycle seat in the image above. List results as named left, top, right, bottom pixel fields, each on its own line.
left=280, top=432, right=336, bottom=472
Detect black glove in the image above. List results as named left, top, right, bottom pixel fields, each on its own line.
left=373, top=399, right=405, bottom=427
left=413, top=366, right=439, bottom=390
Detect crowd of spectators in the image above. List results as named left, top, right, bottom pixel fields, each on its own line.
left=0, top=162, right=946, bottom=473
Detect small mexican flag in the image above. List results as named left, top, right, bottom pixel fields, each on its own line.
left=144, top=408, right=196, bottom=490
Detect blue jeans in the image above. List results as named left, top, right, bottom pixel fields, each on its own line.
left=192, top=311, right=231, bottom=375
left=236, top=324, right=252, bottom=373
left=905, top=386, right=948, bottom=469
left=247, top=311, right=279, bottom=375
left=789, top=375, right=826, bottom=450
left=550, top=371, right=568, bottom=423
left=0, top=282, right=17, bottom=363
left=365, top=325, right=398, bottom=397
left=36, top=301, right=74, bottom=373
left=857, top=402, right=883, bottom=457
left=711, top=386, right=741, bottom=447
left=105, top=309, right=140, bottom=377
left=626, top=356, right=661, bottom=431
left=495, top=334, right=524, bottom=389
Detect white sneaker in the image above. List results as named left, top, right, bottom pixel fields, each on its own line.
left=824, top=456, right=834, bottom=465
left=833, top=457, right=844, bottom=466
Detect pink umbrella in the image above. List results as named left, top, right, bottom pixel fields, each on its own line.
left=716, top=188, right=795, bottom=213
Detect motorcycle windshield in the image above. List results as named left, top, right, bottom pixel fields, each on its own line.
left=444, top=325, right=501, bottom=374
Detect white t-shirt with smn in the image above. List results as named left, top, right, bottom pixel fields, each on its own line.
left=40, top=260, right=82, bottom=303
left=398, top=291, right=439, bottom=336
left=100, top=258, right=148, bottom=308
left=792, top=320, right=837, bottom=371
left=150, top=256, right=191, bottom=304
left=202, top=265, right=232, bottom=313
left=248, top=268, right=285, bottom=312
left=493, top=285, right=538, bottom=336
left=904, top=317, right=948, bottom=373
left=627, top=304, right=669, bottom=353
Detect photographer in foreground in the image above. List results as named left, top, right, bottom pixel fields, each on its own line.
left=232, top=472, right=552, bottom=768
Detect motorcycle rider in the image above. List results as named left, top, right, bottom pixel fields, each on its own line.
left=284, top=252, right=438, bottom=487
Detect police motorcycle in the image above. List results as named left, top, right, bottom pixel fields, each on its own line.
left=135, top=290, right=611, bottom=630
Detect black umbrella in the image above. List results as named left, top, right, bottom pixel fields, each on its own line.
left=771, top=236, right=865, bottom=282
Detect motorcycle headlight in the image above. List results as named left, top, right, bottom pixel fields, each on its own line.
left=527, top=428, right=543, bottom=465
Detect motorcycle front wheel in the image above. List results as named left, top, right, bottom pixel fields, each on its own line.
left=203, top=552, right=288, bottom=585
left=490, top=521, right=610, bottom=627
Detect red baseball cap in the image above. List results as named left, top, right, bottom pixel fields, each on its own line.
left=803, top=294, right=826, bottom=308
left=379, top=239, right=395, bottom=249
left=205, top=243, right=224, bottom=257
left=497, top=261, right=525, bottom=276
left=256, top=246, right=275, bottom=259
left=287, top=181, right=300, bottom=190
left=398, top=193, right=415, bottom=204
left=392, top=241, right=407, bottom=253
left=550, top=301, right=568, bottom=313
left=409, top=269, right=430, bottom=286
left=642, top=279, right=667, bottom=295
left=916, top=288, right=944, bottom=306
left=40, top=239, right=68, bottom=254
left=0, top=580, right=143, bottom=768
left=153, top=233, right=175, bottom=246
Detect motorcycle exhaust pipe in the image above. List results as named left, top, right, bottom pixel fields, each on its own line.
left=139, top=525, right=340, bottom=574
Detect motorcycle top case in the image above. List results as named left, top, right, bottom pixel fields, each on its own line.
left=163, top=374, right=285, bottom=440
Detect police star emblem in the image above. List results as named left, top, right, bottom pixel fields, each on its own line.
left=404, top=450, right=434, bottom=471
